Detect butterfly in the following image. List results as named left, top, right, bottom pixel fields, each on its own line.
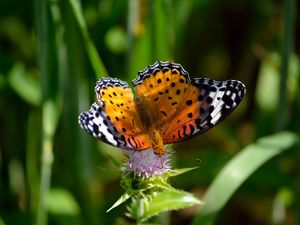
left=79, top=61, right=245, bottom=156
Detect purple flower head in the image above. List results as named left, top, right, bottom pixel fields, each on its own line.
left=123, top=148, right=173, bottom=179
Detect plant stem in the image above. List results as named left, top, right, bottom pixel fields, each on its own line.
left=35, top=0, right=61, bottom=223
left=127, top=0, right=139, bottom=72
left=34, top=0, right=50, bottom=224
left=36, top=118, right=54, bottom=225
left=276, top=0, right=295, bottom=131
left=69, top=0, right=107, bottom=77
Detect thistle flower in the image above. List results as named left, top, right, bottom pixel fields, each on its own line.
left=123, top=148, right=173, bottom=179
left=107, top=148, right=201, bottom=217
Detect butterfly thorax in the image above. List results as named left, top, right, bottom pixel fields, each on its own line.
left=148, top=129, right=165, bottom=156
left=135, top=96, right=165, bottom=156
left=135, top=96, right=152, bottom=128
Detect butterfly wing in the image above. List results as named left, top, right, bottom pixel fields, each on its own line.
left=132, top=61, right=245, bottom=144
left=132, top=61, right=195, bottom=127
left=79, top=78, right=151, bottom=150
left=163, top=78, right=245, bottom=143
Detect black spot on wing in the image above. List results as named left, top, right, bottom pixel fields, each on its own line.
left=186, top=100, right=192, bottom=105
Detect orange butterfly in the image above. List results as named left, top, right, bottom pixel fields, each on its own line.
left=79, top=61, right=245, bottom=156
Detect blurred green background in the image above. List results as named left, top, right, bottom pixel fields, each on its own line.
left=0, top=0, right=299, bottom=224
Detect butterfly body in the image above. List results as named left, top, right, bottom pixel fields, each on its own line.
left=79, top=61, right=245, bottom=156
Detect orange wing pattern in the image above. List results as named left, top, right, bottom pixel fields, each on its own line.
left=132, top=61, right=197, bottom=135
left=132, top=61, right=245, bottom=144
left=163, top=78, right=245, bottom=143
left=79, top=78, right=151, bottom=150
left=79, top=61, right=245, bottom=154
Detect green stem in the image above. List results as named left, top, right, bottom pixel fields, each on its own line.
left=127, top=0, right=139, bottom=72
left=35, top=0, right=61, bottom=223
left=36, top=125, right=54, bottom=225
left=26, top=110, right=40, bottom=221
left=37, top=101, right=60, bottom=225
left=276, top=0, right=295, bottom=131
left=69, top=0, right=107, bottom=77
left=34, top=0, right=51, bottom=224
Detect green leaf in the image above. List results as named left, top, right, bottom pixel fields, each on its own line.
left=46, top=188, right=80, bottom=215
left=153, top=177, right=177, bottom=191
left=192, top=131, right=299, bottom=225
left=168, top=167, right=199, bottom=177
left=8, top=62, right=41, bottom=106
left=0, top=217, right=7, bottom=225
left=106, top=192, right=132, bottom=213
left=105, top=26, right=128, bottom=53
left=140, top=190, right=202, bottom=222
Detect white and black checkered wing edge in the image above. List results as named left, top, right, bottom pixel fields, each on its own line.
left=190, top=78, right=246, bottom=135
left=79, top=103, right=127, bottom=148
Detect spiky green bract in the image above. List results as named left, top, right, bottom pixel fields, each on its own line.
left=108, top=166, right=202, bottom=224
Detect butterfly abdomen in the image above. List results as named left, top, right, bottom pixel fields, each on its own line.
left=135, top=96, right=165, bottom=154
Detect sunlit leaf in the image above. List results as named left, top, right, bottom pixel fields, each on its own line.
left=133, top=190, right=202, bottom=222
left=107, top=192, right=132, bottom=213
left=105, top=26, right=128, bottom=53
left=46, top=188, right=80, bottom=215
left=256, top=52, right=280, bottom=112
left=192, top=131, right=299, bottom=225
left=8, top=62, right=41, bottom=106
left=272, top=187, right=294, bottom=224
left=168, top=167, right=199, bottom=177
left=0, top=217, right=7, bottom=225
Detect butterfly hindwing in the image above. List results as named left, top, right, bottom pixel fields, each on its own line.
left=163, top=77, right=245, bottom=143
left=192, top=78, right=245, bottom=125
left=79, top=102, right=123, bottom=147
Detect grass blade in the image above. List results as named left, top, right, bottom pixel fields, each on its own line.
left=276, top=0, right=296, bottom=131
left=149, top=0, right=173, bottom=61
left=69, top=0, right=107, bottom=77
left=192, top=131, right=299, bottom=225
left=35, top=0, right=62, bottom=224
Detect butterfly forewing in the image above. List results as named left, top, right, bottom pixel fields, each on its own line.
left=132, top=61, right=194, bottom=129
